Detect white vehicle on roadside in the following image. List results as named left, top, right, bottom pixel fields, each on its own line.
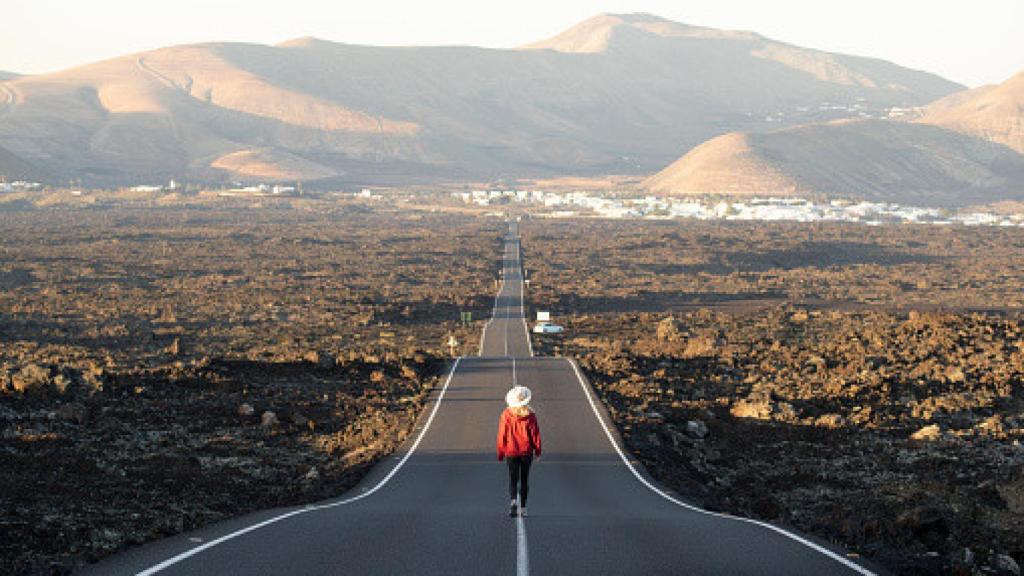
left=533, top=321, right=564, bottom=334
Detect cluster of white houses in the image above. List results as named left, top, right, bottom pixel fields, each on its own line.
left=0, top=180, right=42, bottom=192
left=454, top=190, right=1024, bottom=227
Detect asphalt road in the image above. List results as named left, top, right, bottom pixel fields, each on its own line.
left=84, top=221, right=882, bottom=575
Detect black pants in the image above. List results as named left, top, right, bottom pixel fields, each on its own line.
left=507, top=455, right=533, bottom=507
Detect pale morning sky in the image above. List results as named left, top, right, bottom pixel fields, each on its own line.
left=3, top=0, right=1022, bottom=88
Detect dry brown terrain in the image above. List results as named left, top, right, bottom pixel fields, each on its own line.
left=522, top=218, right=1024, bottom=576
left=0, top=203, right=500, bottom=574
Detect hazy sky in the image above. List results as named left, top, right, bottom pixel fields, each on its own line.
left=3, top=0, right=1022, bottom=87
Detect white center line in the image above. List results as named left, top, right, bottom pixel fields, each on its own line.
left=511, top=222, right=529, bottom=576
left=516, top=510, right=529, bottom=576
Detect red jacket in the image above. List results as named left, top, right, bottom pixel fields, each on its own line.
left=497, top=408, right=542, bottom=460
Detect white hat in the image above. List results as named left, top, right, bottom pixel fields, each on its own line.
left=505, top=386, right=532, bottom=408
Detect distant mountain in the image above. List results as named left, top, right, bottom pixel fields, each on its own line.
left=919, top=70, right=1024, bottom=154
left=0, top=71, right=19, bottom=80
left=521, top=13, right=956, bottom=98
left=642, top=119, right=1024, bottom=207
left=644, top=67, right=1024, bottom=207
left=0, top=13, right=962, bottom=186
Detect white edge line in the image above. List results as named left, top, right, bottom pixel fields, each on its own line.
left=514, top=227, right=534, bottom=358
left=565, top=359, right=877, bottom=576
left=479, top=267, right=505, bottom=357
left=136, top=357, right=464, bottom=576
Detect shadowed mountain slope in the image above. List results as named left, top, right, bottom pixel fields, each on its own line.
left=0, top=143, right=46, bottom=181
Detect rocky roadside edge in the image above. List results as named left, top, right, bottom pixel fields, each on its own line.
left=1, top=349, right=448, bottom=575
left=532, top=309, right=1023, bottom=576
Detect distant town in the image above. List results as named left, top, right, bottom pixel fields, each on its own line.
left=454, top=189, right=1024, bottom=226
left=3, top=176, right=1023, bottom=227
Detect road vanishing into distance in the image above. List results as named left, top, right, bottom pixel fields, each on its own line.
left=86, top=221, right=882, bottom=575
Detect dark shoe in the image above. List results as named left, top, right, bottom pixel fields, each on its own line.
left=509, top=503, right=518, bottom=517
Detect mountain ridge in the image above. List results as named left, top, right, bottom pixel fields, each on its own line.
left=0, top=13, right=963, bottom=186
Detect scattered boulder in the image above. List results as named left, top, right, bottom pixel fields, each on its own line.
left=55, top=402, right=88, bottom=424
left=910, top=424, right=943, bottom=442
left=943, top=366, right=965, bottom=384
left=260, top=411, right=279, bottom=427
left=303, top=350, right=335, bottom=368
left=656, top=316, right=684, bottom=343
left=237, top=403, right=254, bottom=417
left=814, top=413, right=847, bottom=429
left=685, top=420, right=709, bottom=439
left=949, top=548, right=975, bottom=573
left=896, top=505, right=949, bottom=545
left=681, top=335, right=717, bottom=359
left=11, top=363, right=51, bottom=394
left=730, top=398, right=773, bottom=420
left=997, top=475, right=1024, bottom=514
left=992, top=554, right=1021, bottom=576
left=317, top=352, right=335, bottom=369
left=730, top=398, right=796, bottom=422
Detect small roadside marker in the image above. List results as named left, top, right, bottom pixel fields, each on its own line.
left=188, top=537, right=203, bottom=543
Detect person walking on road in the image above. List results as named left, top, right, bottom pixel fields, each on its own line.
left=497, top=385, right=542, bottom=518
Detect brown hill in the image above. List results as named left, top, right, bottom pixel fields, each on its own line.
left=919, top=70, right=1024, bottom=154
left=0, top=13, right=961, bottom=186
left=643, top=119, right=1024, bottom=207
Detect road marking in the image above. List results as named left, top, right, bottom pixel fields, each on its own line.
left=518, top=248, right=533, bottom=358
left=516, top=507, right=529, bottom=576
left=511, top=231, right=534, bottom=358
left=565, top=359, right=877, bottom=576
left=136, top=358, right=464, bottom=575
left=479, top=272, right=506, bottom=357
